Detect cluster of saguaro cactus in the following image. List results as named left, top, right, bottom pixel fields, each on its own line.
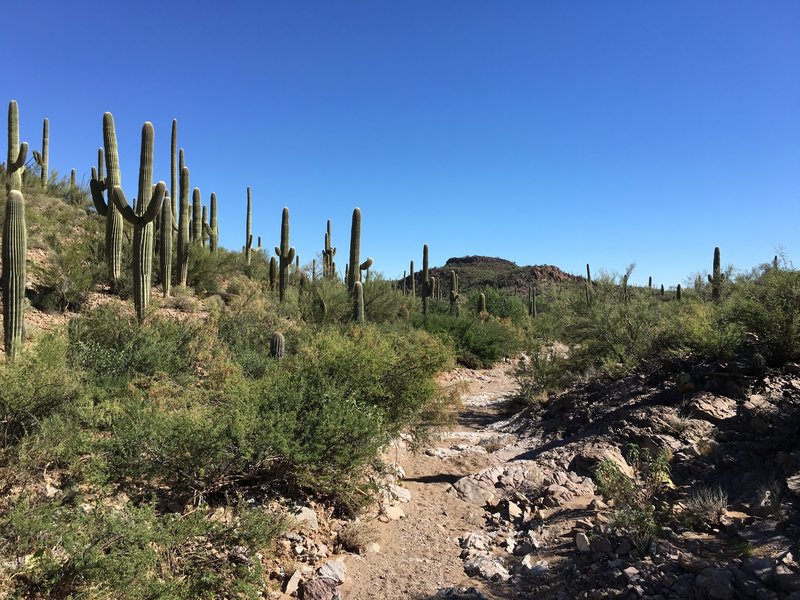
left=449, top=270, right=460, bottom=316
left=3, top=104, right=27, bottom=358
left=31, top=118, right=48, bottom=188
left=110, top=122, right=166, bottom=322
left=322, top=219, right=336, bottom=278
left=708, top=246, right=723, bottom=302
left=275, top=207, right=295, bottom=302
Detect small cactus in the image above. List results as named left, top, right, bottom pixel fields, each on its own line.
left=270, top=332, right=285, bottom=359
left=110, top=122, right=166, bottom=322
left=70, top=169, right=76, bottom=189
left=478, top=292, right=488, bottom=317
left=3, top=189, right=26, bottom=359
left=274, top=207, right=295, bottom=302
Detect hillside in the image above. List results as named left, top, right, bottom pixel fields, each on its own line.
left=403, top=255, right=583, bottom=297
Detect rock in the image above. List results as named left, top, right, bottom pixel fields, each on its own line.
left=575, top=532, right=591, bottom=552
left=389, top=484, right=412, bottom=503
left=574, top=519, right=593, bottom=530
left=689, top=393, right=737, bottom=424
left=463, top=554, right=510, bottom=582
left=285, top=570, right=304, bottom=596
left=452, top=477, right=496, bottom=507
left=520, top=555, right=549, bottom=577
left=590, top=535, right=613, bottom=554
left=742, top=557, right=775, bottom=584
left=570, top=443, right=635, bottom=479
left=695, top=566, right=734, bottom=600
left=317, top=560, right=346, bottom=584
left=506, top=501, right=523, bottom=520
left=292, top=506, right=319, bottom=531
left=364, top=542, right=380, bottom=554
left=434, top=587, right=487, bottom=599
left=774, top=563, right=800, bottom=592
left=383, top=505, right=405, bottom=521
left=300, top=577, right=340, bottom=600
left=787, top=473, right=800, bottom=498
left=623, top=566, right=639, bottom=581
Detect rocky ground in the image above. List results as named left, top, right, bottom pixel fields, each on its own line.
left=267, top=356, right=800, bottom=600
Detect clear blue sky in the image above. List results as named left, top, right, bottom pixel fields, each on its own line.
left=6, top=1, right=799, bottom=286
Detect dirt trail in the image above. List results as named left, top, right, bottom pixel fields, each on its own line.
left=339, top=363, right=521, bottom=600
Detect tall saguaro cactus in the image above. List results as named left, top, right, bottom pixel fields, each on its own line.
left=269, top=257, right=277, bottom=291
left=89, top=113, right=124, bottom=288
left=422, top=244, right=431, bottom=316
left=347, top=208, right=362, bottom=293
left=170, top=119, right=178, bottom=225
left=708, top=246, right=723, bottom=302
left=205, top=192, right=218, bottom=253
left=32, top=118, right=48, bottom=188
left=353, top=281, right=365, bottom=324
left=323, top=219, right=336, bottom=278
left=177, top=166, right=190, bottom=286
left=160, top=191, right=172, bottom=297
left=6, top=101, right=28, bottom=193
left=449, top=270, right=460, bottom=316
left=110, top=122, right=166, bottom=322
left=3, top=190, right=26, bottom=359
left=275, top=207, right=295, bottom=302
left=410, top=260, right=415, bottom=298
left=245, top=187, right=253, bottom=265
left=191, top=188, right=202, bottom=243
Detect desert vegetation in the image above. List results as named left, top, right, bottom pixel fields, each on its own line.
left=1, top=99, right=799, bottom=598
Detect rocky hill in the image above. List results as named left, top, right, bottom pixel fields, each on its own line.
left=402, top=255, right=583, bottom=297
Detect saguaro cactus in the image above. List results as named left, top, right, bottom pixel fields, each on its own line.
left=110, top=122, right=166, bottom=322
left=422, top=244, right=431, bottom=316
left=708, top=246, right=723, bottom=302
left=160, top=191, right=172, bottom=297
left=478, top=292, right=488, bottom=317
left=402, top=270, right=407, bottom=295
left=245, top=187, right=253, bottom=265
left=410, top=260, right=415, bottom=298
left=6, top=101, right=28, bottom=193
left=353, top=281, right=365, bottom=324
left=205, top=192, right=218, bottom=253
left=170, top=119, right=178, bottom=224
left=270, top=332, right=285, bottom=359
left=191, top=188, right=202, bottom=243
left=3, top=190, right=26, bottom=359
left=449, top=270, right=460, bottom=316
left=323, top=219, right=336, bottom=278
left=201, top=205, right=208, bottom=247
left=269, top=257, right=277, bottom=291
left=275, top=207, right=295, bottom=302
left=177, top=166, right=190, bottom=286
left=32, top=118, right=48, bottom=188
left=676, top=284, right=682, bottom=301
left=89, top=113, right=124, bottom=288
left=347, top=208, right=362, bottom=294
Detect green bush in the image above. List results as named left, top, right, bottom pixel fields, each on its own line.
left=0, top=497, right=282, bottom=599
left=417, top=313, right=522, bottom=368
left=31, top=232, right=105, bottom=311
left=467, top=287, right=528, bottom=323
left=0, top=334, right=81, bottom=448
left=67, top=305, right=220, bottom=384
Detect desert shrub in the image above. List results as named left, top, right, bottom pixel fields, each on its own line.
left=681, top=302, right=744, bottom=360
left=186, top=246, right=239, bottom=294
left=416, top=313, right=521, bottom=368
left=724, top=269, right=800, bottom=365
left=513, top=341, right=574, bottom=405
left=31, top=232, right=105, bottom=311
left=362, top=276, right=407, bottom=323
left=0, top=334, right=81, bottom=448
left=681, top=485, right=728, bottom=529
left=300, top=278, right=352, bottom=325
left=467, top=287, right=528, bottom=323
left=595, top=444, right=672, bottom=551
left=67, top=305, right=218, bottom=384
left=337, top=520, right=378, bottom=553
left=0, top=497, right=282, bottom=599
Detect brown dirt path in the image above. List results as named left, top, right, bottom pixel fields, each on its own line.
left=339, top=362, right=520, bottom=600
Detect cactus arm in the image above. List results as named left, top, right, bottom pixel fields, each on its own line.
left=110, top=185, right=137, bottom=223
left=11, top=142, right=28, bottom=171
left=89, top=178, right=109, bottom=216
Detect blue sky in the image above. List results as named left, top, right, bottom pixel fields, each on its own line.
left=6, top=1, right=799, bottom=286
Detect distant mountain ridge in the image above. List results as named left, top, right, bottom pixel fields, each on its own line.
left=403, top=255, right=582, bottom=296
